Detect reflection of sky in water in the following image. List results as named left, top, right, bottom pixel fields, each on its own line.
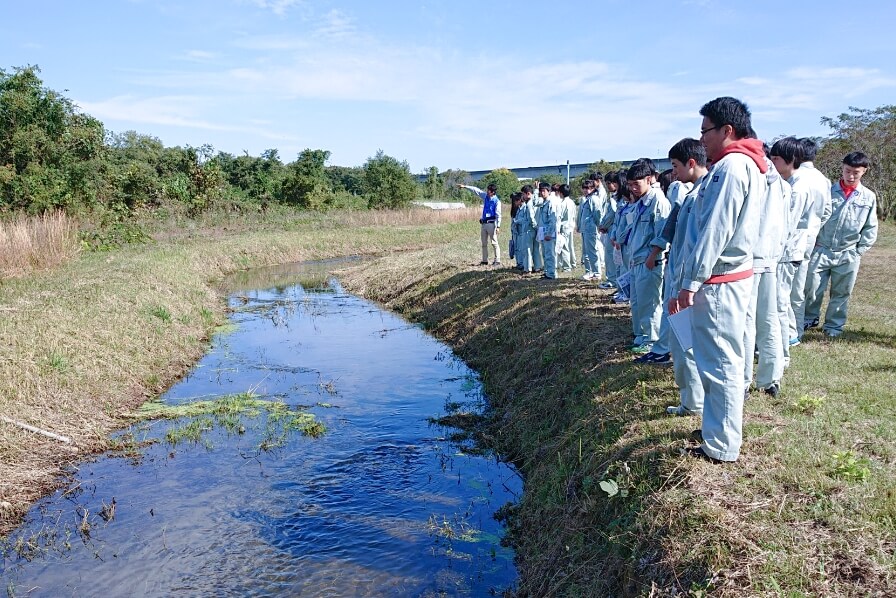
left=1, top=262, right=520, bottom=597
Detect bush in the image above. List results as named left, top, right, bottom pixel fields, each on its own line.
left=363, top=150, right=417, bottom=209
left=476, top=168, right=519, bottom=205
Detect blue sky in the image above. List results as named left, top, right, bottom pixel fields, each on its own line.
left=3, top=1, right=895, bottom=173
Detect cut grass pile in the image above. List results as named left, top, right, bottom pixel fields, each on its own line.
left=338, top=223, right=896, bottom=596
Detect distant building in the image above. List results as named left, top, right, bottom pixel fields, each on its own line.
left=415, top=158, right=673, bottom=183
left=413, top=201, right=467, bottom=210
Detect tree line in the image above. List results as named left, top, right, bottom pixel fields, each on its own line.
left=0, top=66, right=472, bottom=222
left=2, top=65, right=894, bottom=227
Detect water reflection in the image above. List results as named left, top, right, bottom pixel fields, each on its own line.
left=1, top=259, right=519, bottom=597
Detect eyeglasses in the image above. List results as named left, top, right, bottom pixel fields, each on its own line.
left=700, top=125, right=721, bottom=137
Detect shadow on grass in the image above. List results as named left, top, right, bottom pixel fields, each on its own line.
left=800, top=326, right=896, bottom=350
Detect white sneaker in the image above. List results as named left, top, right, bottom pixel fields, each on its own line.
left=597, top=281, right=615, bottom=289
left=581, top=273, right=594, bottom=280
left=492, top=260, right=501, bottom=266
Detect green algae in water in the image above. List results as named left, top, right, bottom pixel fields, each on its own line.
left=132, top=392, right=326, bottom=449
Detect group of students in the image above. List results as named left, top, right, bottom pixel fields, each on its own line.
left=463, top=96, right=879, bottom=463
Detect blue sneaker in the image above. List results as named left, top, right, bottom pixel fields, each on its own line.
left=788, top=337, right=801, bottom=347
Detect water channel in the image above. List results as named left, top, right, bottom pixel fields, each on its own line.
left=1, top=259, right=520, bottom=597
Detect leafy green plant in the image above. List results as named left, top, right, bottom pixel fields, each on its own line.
left=793, top=394, right=826, bottom=414
left=148, top=305, right=172, bottom=323
left=830, top=451, right=871, bottom=482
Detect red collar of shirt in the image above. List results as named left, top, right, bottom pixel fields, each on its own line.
left=839, top=179, right=857, bottom=199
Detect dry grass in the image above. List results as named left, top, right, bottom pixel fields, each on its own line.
left=0, top=211, right=80, bottom=279
left=339, top=223, right=896, bottom=596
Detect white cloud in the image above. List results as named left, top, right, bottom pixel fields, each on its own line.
left=314, top=9, right=356, bottom=39
left=180, top=50, right=217, bottom=62
left=75, top=94, right=299, bottom=142
left=244, top=0, right=304, bottom=17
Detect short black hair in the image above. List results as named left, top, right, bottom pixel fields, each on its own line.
left=486, top=183, right=498, bottom=193
left=699, top=96, right=753, bottom=139
left=616, top=170, right=631, bottom=199
left=800, top=137, right=819, bottom=161
left=538, top=182, right=551, bottom=191
left=634, top=157, right=658, bottom=176
left=605, top=171, right=619, bottom=187
left=668, top=138, right=707, bottom=166
left=770, top=136, right=804, bottom=167
left=511, top=192, right=523, bottom=201
left=589, top=171, right=603, bottom=181
left=658, top=169, right=674, bottom=196
left=559, top=183, right=571, bottom=198
left=626, top=160, right=653, bottom=181
left=843, top=151, right=870, bottom=168
left=521, top=184, right=534, bottom=193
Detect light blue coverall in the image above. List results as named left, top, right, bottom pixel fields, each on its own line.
left=744, top=162, right=789, bottom=390
left=792, top=162, right=832, bottom=340
left=600, top=193, right=620, bottom=286
left=613, top=199, right=638, bottom=298
left=652, top=181, right=690, bottom=356
left=679, top=149, right=764, bottom=462
left=579, top=189, right=605, bottom=279
left=557, top=197, right=577, bottom=271
left=532, top=196, right=545, bottom=271
left=514, top=199, right=538, bottom=272
left=804, top=181, right=878, bottom=336
left=777, top=173, right=811, bottom=367
left=541, top=195, right=560, bottom=278
left=667, top=178, right=705, bottom=415
left=627, top=187, right=670, bottom=348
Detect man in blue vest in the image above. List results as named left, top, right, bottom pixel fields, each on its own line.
left=459, top=183, right=502, bottom=265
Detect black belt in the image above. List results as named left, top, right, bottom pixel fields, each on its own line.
left=481, top=219, right=496, bottom=224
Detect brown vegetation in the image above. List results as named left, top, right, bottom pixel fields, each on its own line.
left=0, top=211, right=80, bottom=279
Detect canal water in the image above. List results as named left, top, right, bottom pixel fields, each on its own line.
left=1, top=260, right=519, bottom=597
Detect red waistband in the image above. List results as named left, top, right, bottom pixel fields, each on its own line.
left=704, top=269, right=754, bottom=284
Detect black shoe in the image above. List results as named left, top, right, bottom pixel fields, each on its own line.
left=763, top=382, right=780, bottom=398
left=633, top=352, right=657, bottom=363
left=479, top=261, right=489, bottom=265
left=685, top=446, right=723, bottom=464
left=690, top=429, right=704, bottom=444
left=647, top=352, right=671, bottom=364
left=803, top=318, right=819, bottom=331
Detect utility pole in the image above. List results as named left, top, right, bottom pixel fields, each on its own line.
left=566, top=160, right=570, bottom=185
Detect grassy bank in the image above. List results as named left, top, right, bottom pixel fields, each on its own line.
left=0, top=207, right=477, bottom=535
left=337, top=223, right=896, bottom=596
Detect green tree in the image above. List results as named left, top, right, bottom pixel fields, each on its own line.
left=278, top=149, right=332, bottom=209
left=441, top=169, right=470, bottom=201
left=325, top=164, right=364, bottom=195
left=422, top=166, right=442, bottom=200
left=0, top=65, right=105, bottom=212
left=216, top=148, right=283, bottom=203
left=476, top=168, right=519, bottom=205
left=817, top=105, right=896, bottom=219
left=362, top=150, right=416, bottom=209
